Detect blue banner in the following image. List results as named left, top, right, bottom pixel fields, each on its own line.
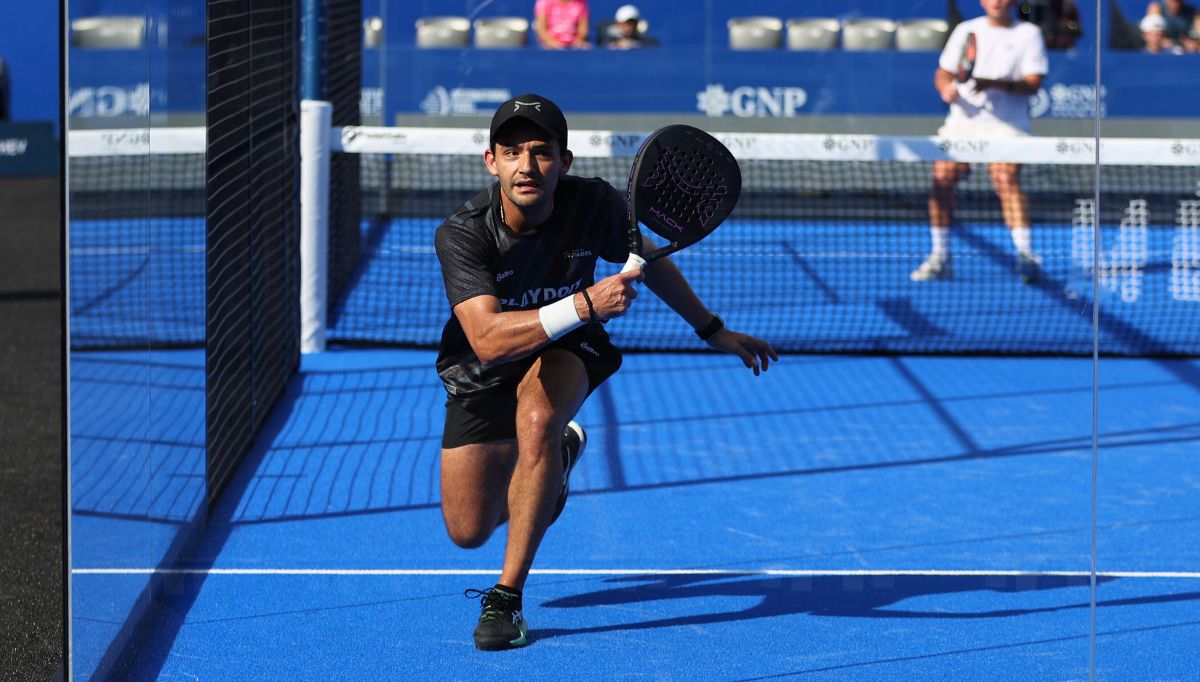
left=64, top=46, right=1200, bottom=123
left=0, top=122, right=58, bottom=176
left=379, top=48, right=1200, bottom=122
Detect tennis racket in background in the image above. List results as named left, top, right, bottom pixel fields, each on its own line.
left=620, top=124, right=742, bottom=274
left=956, top=32, right=976, bottom=83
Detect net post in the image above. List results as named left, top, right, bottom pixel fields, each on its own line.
left=300, top=100, right=332, bottom=353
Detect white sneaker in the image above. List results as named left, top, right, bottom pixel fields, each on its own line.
left=910, top=254, right=952, bottom=281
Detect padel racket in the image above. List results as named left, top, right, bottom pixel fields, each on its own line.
left=620, top=124, right=742, bottom=274
left=955, top=32, right=976, bottom=83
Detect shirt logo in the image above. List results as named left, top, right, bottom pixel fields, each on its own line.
left=579, top=341, right=600, bottom=357
left=496, top=269, right=514, bottom=282
left=562, top=248, right=592, bottom=259
left=499, top=280, right=583, bottom=309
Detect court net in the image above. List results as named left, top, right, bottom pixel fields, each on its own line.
left=68, top=126, right=1200, bottom=355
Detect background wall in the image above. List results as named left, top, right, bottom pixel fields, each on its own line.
left=1, top=3, right=61, bottom=127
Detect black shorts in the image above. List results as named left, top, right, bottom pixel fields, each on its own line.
left=441, top=325, right=622, bottom=449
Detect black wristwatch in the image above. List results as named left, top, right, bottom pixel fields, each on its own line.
left=695, top=314, right=724, bottom=341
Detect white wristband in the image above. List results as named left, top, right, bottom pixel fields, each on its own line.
left=538, top=294, right=584, bottom=340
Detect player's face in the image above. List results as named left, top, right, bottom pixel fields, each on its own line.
left=486, top=122, right=571, bottom=216
left=979, top=0, right=1017, bottom=21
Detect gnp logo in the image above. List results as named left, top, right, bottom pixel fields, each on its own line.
left=1030, top=84, right=1108, bottom=119
left=696, top=84, right=808, bottom=118
left=587, top=133, right=647, bottom=156
left=1171, top=141, right=1200, bottom=160
left=937, top=138, right=991, bottom=155
left=822, top=136, right=876, bottom=154
left=68, top=84, right=151, bottom=117
left=1054, top=139, right=1095, bottom=157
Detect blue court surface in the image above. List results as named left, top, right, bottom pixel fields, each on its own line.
left=71, top=348, right=1200, bottom=680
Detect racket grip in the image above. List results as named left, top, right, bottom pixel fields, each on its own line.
left=621, top=253, right=646, bottom=274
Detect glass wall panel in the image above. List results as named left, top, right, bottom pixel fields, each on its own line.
left=66, top=0, right=206, bottom=678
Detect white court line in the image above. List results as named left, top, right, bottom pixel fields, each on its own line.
left=71, top=568, right=1200, bottom=579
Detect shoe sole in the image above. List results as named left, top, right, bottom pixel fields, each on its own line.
left=474, top=624, right=528, bottom=651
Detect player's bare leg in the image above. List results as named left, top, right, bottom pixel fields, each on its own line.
left=989, top=162, right=1040, bottom=283
left=440, top=440, right=516, bottom=549
left=914, top=160, right=969, bottom=281
left=500, top=349, right=588, bottom=591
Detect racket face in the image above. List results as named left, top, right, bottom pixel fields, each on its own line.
left=627, top=125, right=742, bottom=253
left=956, top=32, right=976, bottom=83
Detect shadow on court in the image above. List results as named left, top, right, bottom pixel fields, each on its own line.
left=533, top=573, right=1200, bottom=641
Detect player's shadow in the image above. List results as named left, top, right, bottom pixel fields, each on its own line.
left=534, top=573, right=1199, bottom=642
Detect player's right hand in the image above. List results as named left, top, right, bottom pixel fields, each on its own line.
left=939, top=81, right=959, bottom=104
left=587, top=268, right=643, bottom=321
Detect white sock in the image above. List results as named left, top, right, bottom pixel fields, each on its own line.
left=1010, top=226, right=1033, bottom=255
left=930, top=227, right=951, bottom=259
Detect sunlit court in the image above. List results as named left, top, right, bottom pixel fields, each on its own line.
left=60, top=0, right=1200, bottom=679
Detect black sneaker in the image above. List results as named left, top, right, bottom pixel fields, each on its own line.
left=551, top=421, right=587, bottom=523
left=466, top=587, right=528, bottom=651
left=1018, top=252, right=1042, bottom=284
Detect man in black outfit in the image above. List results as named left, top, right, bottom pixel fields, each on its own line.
left=434, top=93, right=776, bottom=650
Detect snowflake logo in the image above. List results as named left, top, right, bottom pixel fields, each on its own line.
left=472, top=131, right=487, bottom=145
left=696, top=84, right=730, bottom=117
left=589, top=133, right=603, bottom=147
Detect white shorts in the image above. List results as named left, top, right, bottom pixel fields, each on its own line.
left=936, top=120, right=1029, bottom=139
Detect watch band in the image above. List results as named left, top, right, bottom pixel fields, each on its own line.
left=695, top=314, right=724, bottom=341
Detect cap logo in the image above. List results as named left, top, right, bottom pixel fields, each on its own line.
left=513, top=100, right=543, bottom=112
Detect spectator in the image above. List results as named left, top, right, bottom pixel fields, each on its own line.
left=1140, top=13, right=1183, bottom=52
left=534, top=0, right=591, bottom=49
left=1021, top=0, right=1083, bottom=49
left=601, top=5, right=659, bottom=49
left=912, top=0, right=1049, bottom=285
left=1147, top=0, right=1197, bottom=45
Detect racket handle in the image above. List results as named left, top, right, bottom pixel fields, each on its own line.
left=621, top=252, right=646, bottom=274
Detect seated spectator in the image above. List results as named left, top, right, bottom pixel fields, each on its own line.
left=1140, top=13, right=1183, bottom=52
left=1147, top=0, right=1198, bottom=44
left=601, top=5, right=659, bottom=49
left=1183, top=11, right=1200, bottom=49
left=535, top=0, right=591, bottom=49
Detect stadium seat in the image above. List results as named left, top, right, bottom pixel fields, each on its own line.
left=841, top=18, right=897, bottom=51
left=786, top=18, right=841, bottom=50
left=896, top=18, right=949, bottom=51
left=70, top=16, right=146, bottom=48
left=473, top=17, right=530, bottom=48
left=364, top=17, right=383, bottom=48
left=728, top=17, right=784, bottom=50
left=415, top=16, right=470, bottom=48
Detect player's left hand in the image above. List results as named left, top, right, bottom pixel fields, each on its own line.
left=706, top=329, right=778, bottom=376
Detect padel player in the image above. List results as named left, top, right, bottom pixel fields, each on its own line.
left=434, top=93, right=777, bottom=650
left=912, top=0, right=1049, bottom=284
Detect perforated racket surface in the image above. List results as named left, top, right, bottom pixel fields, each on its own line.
left=956, top=32, right=976, bottom=83
left=621, top=124, right=742, bottom=273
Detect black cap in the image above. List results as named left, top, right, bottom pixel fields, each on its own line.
left=489, top=93, right=568, bottom=152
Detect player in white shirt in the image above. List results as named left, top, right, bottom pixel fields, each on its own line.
left=912, top=0, right=1049, bottom=284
